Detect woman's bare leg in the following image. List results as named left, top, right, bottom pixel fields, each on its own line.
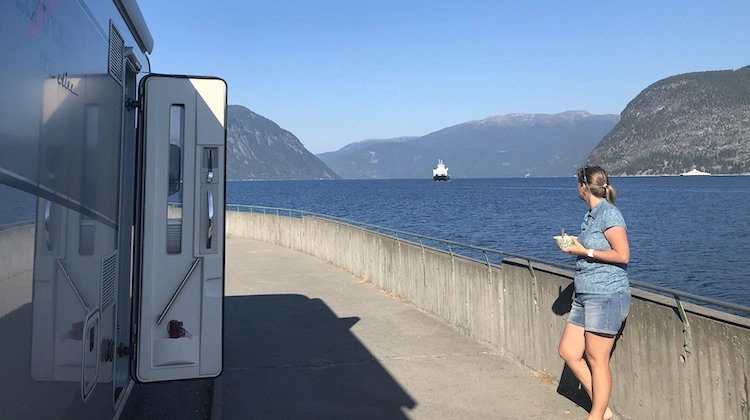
left=584, top=331, right=616, bottom=420
left=559, top=323, right=614, bottom=419
left=559, top=323, right=592, bottom=395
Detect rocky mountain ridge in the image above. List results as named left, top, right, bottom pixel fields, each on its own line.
left=588, top=66, right=750, bottom=175
left=226, top=105, right=338, bottom=180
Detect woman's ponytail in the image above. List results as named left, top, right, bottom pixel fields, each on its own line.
left=604, top=183, right=617, bottom=205
left=580, top=166, right=616, bottom=204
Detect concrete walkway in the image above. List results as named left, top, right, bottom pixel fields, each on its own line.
left=216, top=237, right=589, bottom=419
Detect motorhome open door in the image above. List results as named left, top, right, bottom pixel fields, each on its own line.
left=133, top=75, right=226, bottom=382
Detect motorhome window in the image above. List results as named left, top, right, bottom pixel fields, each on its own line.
left=167, top=105, right=184, bottom=254
left=79, top=105, right=99, bottom=256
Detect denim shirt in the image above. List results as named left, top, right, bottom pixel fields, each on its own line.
left=574, top=199, right=629, bottom=294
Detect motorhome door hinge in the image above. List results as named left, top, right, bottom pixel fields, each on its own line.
left=126, top=98, right=140, bottom=111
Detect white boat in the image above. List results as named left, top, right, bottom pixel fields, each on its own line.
left=433, top=159, right=450, bottom=181
left=680, top=169, right=711, bottom=176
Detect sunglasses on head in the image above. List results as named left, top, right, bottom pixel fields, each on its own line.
left=580, top=166, right=589, bottom=185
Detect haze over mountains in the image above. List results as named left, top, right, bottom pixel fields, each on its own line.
left=317, top=112, right=618, bottom=178
left=226, top=66, right=750, bottom=179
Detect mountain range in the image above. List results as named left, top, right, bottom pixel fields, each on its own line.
left=226, top=65, right=750, bottom=179
left=317, top=111, right=619, bottom=178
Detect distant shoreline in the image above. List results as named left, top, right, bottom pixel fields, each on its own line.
left=228, top=173, right=750, bottom=182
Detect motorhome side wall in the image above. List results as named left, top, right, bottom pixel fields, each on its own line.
left=0, top=1, right=150, bottom=418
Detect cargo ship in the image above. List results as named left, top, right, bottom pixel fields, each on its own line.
left=432, top=159, right=450, bottom=181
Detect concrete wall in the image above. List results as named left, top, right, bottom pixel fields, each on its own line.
left=227, top=210, right=750, bottom=420
left=0, top=225, right=35, bottom=282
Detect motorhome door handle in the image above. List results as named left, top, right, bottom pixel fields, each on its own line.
left=206, top=148, right=214, bottom=183
left=207, top=190, right=214, bottom=249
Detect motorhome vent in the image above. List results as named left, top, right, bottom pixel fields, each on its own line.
left=100, top=251, right=118, bottom=310
left=108, top=22, right=125, bottom=86
left=78, top=218, right=95, bottom=255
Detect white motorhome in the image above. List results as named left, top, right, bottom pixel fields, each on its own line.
left=0, top=1, right=226, bottom=418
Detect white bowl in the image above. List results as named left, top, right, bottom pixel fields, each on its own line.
left=553, top=235, right=576, bottom=250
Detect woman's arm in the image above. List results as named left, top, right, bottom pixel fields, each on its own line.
left=566, top=226, right=630, bottom=264
left=599, top=226, right=630, bottom=264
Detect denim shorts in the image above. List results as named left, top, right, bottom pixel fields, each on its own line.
left=568, top=290, right=631, bottom=336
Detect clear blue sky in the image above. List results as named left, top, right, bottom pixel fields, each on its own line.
left=139, top=1, right=749, bottom=154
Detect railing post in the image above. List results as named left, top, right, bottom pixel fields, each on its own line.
left=675, top=295, right=692, bottom=355
left=418, top=238, right=426, bottom=287
left=527, top=260, right=538, bottom=306
left=395, top=234, right=402, bottom=266
left=482, top=250, right=493, bottom=285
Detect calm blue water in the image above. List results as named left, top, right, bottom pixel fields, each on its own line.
left=228, top=176, right=750, bottom=310
left=2, top=177, right=747, bottom=310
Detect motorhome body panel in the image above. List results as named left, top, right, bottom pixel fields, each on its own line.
left=0, top=1, right=149, bottom=418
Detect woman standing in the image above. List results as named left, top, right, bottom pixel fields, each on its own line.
left=558, top=166, right=631, bottom=420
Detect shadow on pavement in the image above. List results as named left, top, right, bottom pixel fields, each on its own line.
left=221, top=294, right=416, bottom=419
left=121, top=378, right=213, bottom=420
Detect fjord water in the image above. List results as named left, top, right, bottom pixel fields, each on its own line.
left=228, top=176, right=750, bottom=310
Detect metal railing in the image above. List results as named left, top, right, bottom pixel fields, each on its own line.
left=228, top=204, right=750, bottom=317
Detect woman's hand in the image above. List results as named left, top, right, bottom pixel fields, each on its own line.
left=561, top=227, right=630, bottom=263
left=562, top=236, right=586, bottom=257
